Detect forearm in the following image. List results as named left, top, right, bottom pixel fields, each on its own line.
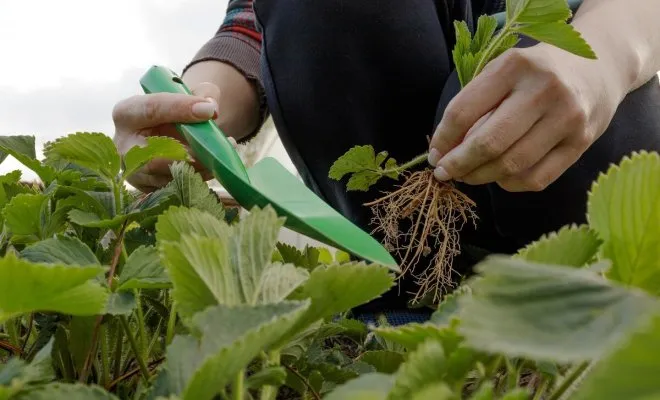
left=571, top=0, right=660, bottom=93
left=182, top=60, right=261, bottom=141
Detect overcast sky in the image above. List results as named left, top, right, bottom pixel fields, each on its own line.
left=0, top=0, right=231, bottom=180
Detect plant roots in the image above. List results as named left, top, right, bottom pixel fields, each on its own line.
left=364, top=169, right=477, bottom=303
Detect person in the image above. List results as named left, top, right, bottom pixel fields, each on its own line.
left=112, top=0, right=660, bottom=318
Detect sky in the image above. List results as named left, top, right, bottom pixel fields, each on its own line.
left=0, top=0, right=284, bottom=181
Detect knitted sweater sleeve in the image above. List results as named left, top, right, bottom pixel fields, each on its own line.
left=183, top=0, right=267, bottom=135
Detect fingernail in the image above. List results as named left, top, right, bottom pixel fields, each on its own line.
left=205, top=97, right=219, bottom=119
left=434, top=165, right=451, bottom=181
left=192, top=100, right=216, bottom=119
left=428, top=148, right=441, bottom=166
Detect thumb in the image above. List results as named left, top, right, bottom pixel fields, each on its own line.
left=191, top=82, right=222, bottom=123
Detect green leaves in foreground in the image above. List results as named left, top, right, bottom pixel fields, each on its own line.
left=458, top=256, right=658, bottom=363
left=157, top=301, right=310, bottom=400
left=328, top=145, right=400, bottom=191
left=0, top=252, right=108, bottom=323
left=587, top=151, right=660, bottom=294
left=572, top=311, right=660, bottom=400
left=156, top=205, right=394, bottom=329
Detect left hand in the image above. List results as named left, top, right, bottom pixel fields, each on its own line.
left=427, top=43, right=626, bottom=192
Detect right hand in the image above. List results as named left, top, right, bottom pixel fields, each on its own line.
left=112, top=82, right=237, bottom=193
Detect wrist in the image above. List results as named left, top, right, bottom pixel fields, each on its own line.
left=182, top=60, right=261, bottom=140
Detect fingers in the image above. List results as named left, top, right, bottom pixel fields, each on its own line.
left=496, top=142, right=583, bottom=192
left=112, top=92, right=219, bottom=130
left=428, top=55, right=518, bottom=164
left=457, top=110, right=565, bottom=185
left=433, top=88, right=544, bottom=181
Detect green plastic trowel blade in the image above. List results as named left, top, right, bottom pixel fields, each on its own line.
left=139, top=65, right=399, bottom=271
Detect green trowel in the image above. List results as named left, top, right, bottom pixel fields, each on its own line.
left=140, top=65, right=399, bottom=271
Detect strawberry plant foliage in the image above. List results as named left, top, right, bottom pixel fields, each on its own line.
left=1, top=2, right=659, bottom=399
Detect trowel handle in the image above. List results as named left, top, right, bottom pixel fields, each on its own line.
left=139, top=65, right=250, bottom=183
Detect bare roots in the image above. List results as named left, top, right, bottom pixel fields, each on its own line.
left=365, top=169, right=477, bottom=303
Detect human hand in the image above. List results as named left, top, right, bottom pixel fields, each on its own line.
left=112, top=82, right=237, bottom=192
left=427, top=44, right=626, bottom=192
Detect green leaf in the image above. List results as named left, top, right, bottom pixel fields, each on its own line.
left=69, top=188, right=176, bottom=229
left=20, top=235, right=99, bottom=265
left=324, top=373, right=395, bottom=400
left=508, top=0, right=571, bottom=25
left=123, top=136, right=188, bottom=179
left=506, top=0, right=596, bottom=59
left=469, top=382, right=495, bottom=400
left=360, top=351, right=405, bottom=374
left=0, top=136, right=57, bottom=182
left=0, top=252, right=108, bottom=323
left=472, top=15, right=498, bottom=53
left=257, top=263, right=309, bottom=303
left=285, top=262, right=395, bottom=343
left=68, top=316, right=97, bottom=374
left=245, top=366, right=287, bottom=389
left=0, top=135, right=36, bottom=164
left=515, top=22, right=596, bottom=59
left=500, top=388, right=531, bottom=400
left=43, top=132, right=121, bottom=181
left=374, top=320, right=463, bottom=354
left=117, top=245, right=169, bottom=291
left=430, top=286, right=469, bottom=325
left=514, top=224, right=601, bottom=266
left=162, top=301, right=310, bottom=400
left=67, top=209, right=127, bottom=229
left=158, top=206, right=290, bottom=316
left=160, top=234, right=236, bottom=319
left=587, top=151, right=660, bottom=294
left=13, top=383, right=120, bottom=399
left=156, top=206, right=227, bottom=244
left=2, top=193, right=50, bottom=242
left=276, top=243, right=321, bottom=270
left=572, top=310, right=660, bottom=400
left=165, top=161, right=225, bottom=220
left=105, top=291, right=137, bottom=315
left=388, top=340, right=448, bottom=400
left=410, top=383, right=456, bottom=400
left=0, top=338, right=55, bottom=398
left=328, top=145, right=399, bottom=191
left=458, top=255, right=658, bottom=363
left=228, top=207, right=285, bottom=302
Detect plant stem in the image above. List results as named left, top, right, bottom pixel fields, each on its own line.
left=6, top=318, right=20, bottom=350
left=79, top=221, right=129, bottom=383
left=166, top=298, right=177, bottom=346
left=113, top=322, right=124, bottom=379
left=381, top=152, right=430, bottom=177
left=283, top=363, right=321, bottom=400
left=260, top=351, right=281, bottom=400
left=99, top=324, right=110, bottom=387
left=113, top=181, right=122, bottom=217
left=134, top=289, right=147, bottom=358
left=547, top=362, right=590, bottom=400
left=118, top=315, right=150, bottom=383
left=532, top=377, right=550, bottom=400
left=20, top=313, right=34, bottom=355
left=472, top=22, right=512, bottom=79
left=233, top=370, right=245, bottom=400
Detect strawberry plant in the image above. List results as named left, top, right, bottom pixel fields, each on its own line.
left=0, top=132, right=657, bottom=400
left=329, top=0, right=598, bottom=302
